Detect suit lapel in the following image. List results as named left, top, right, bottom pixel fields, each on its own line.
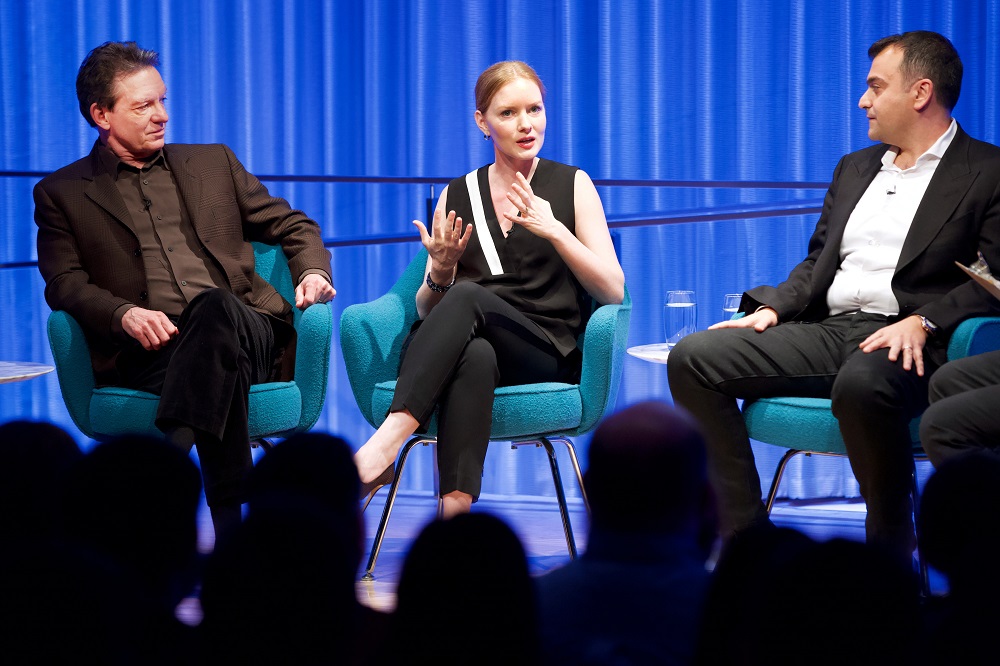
left=897, top=126, right=975, bottom=271
left=164, top=146, right=204, bottom=230
left=812, top=147, right=885, bottom=281
left=83, top=145, right=135, bottom=233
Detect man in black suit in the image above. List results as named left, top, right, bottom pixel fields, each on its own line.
left=668, top=31, right=1000, bottom=563
left=34, top=42, right=335, bottom=539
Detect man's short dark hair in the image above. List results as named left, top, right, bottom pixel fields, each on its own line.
left=76, top=41, right=160, bottom=127
left=869, top=30, right=963, bottom=111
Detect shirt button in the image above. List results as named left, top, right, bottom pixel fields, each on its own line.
left=157, top=215, right=162, bottom=220
left=181, top=281, right=188, bottom=286
left=133, top=249, right=141, bottom=257
left=139, top=291, right=148, bottom=300
left=143, top=179, right=149, bottom=185
left=167, top=247, right=173, bottom=252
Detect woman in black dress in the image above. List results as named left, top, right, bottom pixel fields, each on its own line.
left=355, top=61, right=624, bottom=517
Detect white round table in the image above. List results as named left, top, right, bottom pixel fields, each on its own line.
left=0, top=361, right=55, bottom=384
left=626, top=343, right=671, bottom=364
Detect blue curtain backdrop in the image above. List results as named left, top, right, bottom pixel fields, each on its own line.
left=1, top=0, right=997, bottom=500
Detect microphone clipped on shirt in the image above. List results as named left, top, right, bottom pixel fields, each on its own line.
left=886, top=184, right=896, bottom=195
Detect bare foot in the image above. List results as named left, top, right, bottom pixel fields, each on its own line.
left=354, top=410, right=419, bottom=483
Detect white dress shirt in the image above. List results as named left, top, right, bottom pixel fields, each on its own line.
left=827, top=119, right=957, bottom=316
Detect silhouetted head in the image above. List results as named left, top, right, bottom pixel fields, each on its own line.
left=393, top=513, right=540, bottom=664
left=918, top=452, right=1000, bottom=590
left=248, top=432, right=359, bottom=514
left=60, top=434, right=201, bottom=608
left=199, top=495, right=362, bottom=664
left=698, top=531, right=918, bottom=664
left=0, top=420, right=82, bottom=542
left=585, top=401, right=713, bottom=536
left=247, top=431, right=362, bottom=564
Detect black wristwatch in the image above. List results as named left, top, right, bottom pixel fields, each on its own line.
left=918, top=315, right=939, bottom=336
left=425, top=272, right=455, bottom=293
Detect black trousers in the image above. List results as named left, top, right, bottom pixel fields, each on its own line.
left=920, top=349, right=1000, bottom=465
left=390, top=282, right=580, bottom=499
left=117, top=289, right=277, bottom=507
left=667, top=312, right=945, bottom=560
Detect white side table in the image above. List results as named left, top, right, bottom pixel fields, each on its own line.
left=0, top=361, right=55, bottom=384
left=625, top=343, right=671, bottom=364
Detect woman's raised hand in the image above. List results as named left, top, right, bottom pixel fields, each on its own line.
left=413, top=208, right=473, bottom=274
left=503, top=171, right=559, bottom=239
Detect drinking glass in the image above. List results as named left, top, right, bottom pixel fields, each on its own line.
left=664, top=290, right=697, bottom=348
left=722, top=293, right=742, bottom=320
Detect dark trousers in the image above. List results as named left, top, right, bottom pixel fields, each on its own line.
left=667, top=312, right=945, bottom=560
left=390, top=282, right=580, bottom=498
left=920, top=349, right=1000, bottom=465
left=117, top=289, right=277, bottom=507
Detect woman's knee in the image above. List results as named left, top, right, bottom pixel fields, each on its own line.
left=458, top=338, right=499, bottom=382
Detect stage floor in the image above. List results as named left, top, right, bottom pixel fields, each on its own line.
left=353, top=491, right=946, bottom=612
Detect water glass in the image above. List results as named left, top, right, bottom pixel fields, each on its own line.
left=723, top=293, right=742, bottom=320
left=664, top=290, right=697, bottom=348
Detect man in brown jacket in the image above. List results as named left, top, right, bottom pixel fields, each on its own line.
left=34, top=41, right=335, bottom=539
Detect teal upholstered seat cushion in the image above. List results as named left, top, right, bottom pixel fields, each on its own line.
left=88, top=382, right=302, bottom=440
left=371, top=380, right=583, bottom=440
left=743, top=396, right=921, bottom=453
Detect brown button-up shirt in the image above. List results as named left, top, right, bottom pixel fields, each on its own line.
left=98, top=143, right=229, bottom=325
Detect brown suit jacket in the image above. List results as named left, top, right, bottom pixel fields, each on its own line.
left=34, top=141, right=332, bottom=385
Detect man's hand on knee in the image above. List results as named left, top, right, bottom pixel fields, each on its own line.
left=859, top=315, right=928, bottom=376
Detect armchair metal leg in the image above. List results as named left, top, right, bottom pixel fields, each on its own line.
left=550, top=436, right=590, bottom=516
left=910, top=462, right=931, bottom=597
left=361, top=436, right=430, bottom=581
left=540, top=437, right=578, bottom=559
left=251, top=438, right=274, bottom=451
left=765, top=449, right=804, bottom=515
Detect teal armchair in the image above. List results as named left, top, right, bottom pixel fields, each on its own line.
left=340, top=249, right=632, bottom=579
left=46, top=242, right=333, bottom=443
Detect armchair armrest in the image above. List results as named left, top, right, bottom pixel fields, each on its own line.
left=575, top=286, right=632, bottom=435
left=340, top=291, right=414, bottom=427
left=46, top=311, right=97, bottom=438
left=947, top=317, right=1000, bottom=360
left=293, top=302, right=333, bottom=432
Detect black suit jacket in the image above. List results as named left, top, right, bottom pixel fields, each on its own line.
left=743, top=125, right=1000, bottom=341
left=34, top=141, right=332, bottom=384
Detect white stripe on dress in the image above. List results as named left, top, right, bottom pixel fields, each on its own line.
left=465, top=170, right=505, bottom=276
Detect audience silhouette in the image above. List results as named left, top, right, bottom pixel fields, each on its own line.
left=0, top=420, right=82, bottom=543
left=389, top=512, right=540, bottom=665
left=535, top=400, right=716, bottom=665
left=917, top=452, right=1000, bottom=664
left=0, top=421, right=142, bottom=664
left=697, top=525, right=919, bottom=665
left=59, top=434, right=203, bottom=664
left=199, top=432, right=387, bottom=665
left=5, top=415, right=998, bottom=664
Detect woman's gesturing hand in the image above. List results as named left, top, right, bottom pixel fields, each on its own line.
left=413, top=208, right=473, bottom=275
left=503, top=171, right=559, bottom=239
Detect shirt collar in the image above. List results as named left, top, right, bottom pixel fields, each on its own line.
left=95, top=140, right=168, bottom=179
left=881, top=118, right=958, bottom=170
